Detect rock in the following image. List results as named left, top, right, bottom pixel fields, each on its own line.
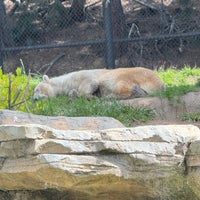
left=0, top=109, right=125, bottom=130
left=122, top=91, right=200, bottom=120
left=1, top=123, right=200, bottom=199
left=186, top=139, right=200, bottom=173
left=180, top=92, right=200, bottom=114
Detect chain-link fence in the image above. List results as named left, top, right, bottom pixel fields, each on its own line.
left=0, top=0, right=200, bottom=76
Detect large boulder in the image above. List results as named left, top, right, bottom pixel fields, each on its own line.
left=0, top=122, right=200, bottom=199
left=122, top=91, right=200, bottom=120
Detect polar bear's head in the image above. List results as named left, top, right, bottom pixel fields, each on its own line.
left=33, top=75, right=56, bottom=101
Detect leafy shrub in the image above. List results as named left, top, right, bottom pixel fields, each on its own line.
left=0, top=68, right=39, bottom=110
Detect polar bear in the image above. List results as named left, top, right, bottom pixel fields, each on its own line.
left=33, top=67, right=164, bottom=100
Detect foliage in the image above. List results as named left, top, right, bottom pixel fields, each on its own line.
left=0, top=68, right=39, bottom=110
left=158, top=66, right=200, bottom=86
left=182, top=112, right=200, bottom=122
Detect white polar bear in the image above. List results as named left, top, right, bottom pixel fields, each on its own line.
left=33, top=67, right=165, bottom=100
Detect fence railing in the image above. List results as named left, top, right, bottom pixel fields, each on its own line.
left=1, top=0, right=200, bottom=75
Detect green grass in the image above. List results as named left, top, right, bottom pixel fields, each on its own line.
left=182, top=112, right=200, bottom=122
left=30, top=96, right=155, bottom=126
left=158, top=66, right=200, bottom=86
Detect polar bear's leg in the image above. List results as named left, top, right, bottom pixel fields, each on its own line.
left=78, top=79, right=100, bottom=99
left=110, top=81, right=147, bottom=99
left=104, top=81, right=133, bottom=99
left=131, top=85, right=148, bottom=97
left=68, top=89, right=79, bottom=98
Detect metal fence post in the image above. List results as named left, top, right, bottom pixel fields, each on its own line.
left=0, top=43, right=3, bottom=73
left=103, top=0, right=115, bottom=69
left=0, top=0, right=5, bottom=72
left=0, top=31, right=3, bottom=72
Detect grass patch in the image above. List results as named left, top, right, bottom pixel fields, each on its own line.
left=30, top=96, right=155, bottom=126
left=152, top=84, right=200, bottom=101
left=155, top=66, right=200, bottom=100
left=182, top=112, right=200, bottom=122
left=158, top=66, right=200, bottom=86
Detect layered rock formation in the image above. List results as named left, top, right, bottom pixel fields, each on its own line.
left=0, top=110, right=200, bottom=200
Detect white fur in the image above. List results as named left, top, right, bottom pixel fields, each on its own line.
left=33, top=69, right=107, bottom=100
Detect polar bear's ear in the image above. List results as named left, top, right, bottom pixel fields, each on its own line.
left=43, top=75, right=50, bottom=82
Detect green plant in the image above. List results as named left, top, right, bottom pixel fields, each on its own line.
left=182, top=112, right=200, bottom=122
left=158, top=66, right=200, bottom=86
left=0, top=68, right=39, bottom=110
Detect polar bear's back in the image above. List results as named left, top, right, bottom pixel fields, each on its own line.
left=51, top=69, right=107, bottom=85
left=98, top=67, right=164, bottom=98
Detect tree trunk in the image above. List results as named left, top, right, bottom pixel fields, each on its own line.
left=70, top=0, right=86, bottom=22
left=0, top=0, right=13, bottom=47
left=111, top=0, right=127, bottom=57
left=0, top=0, right=6, bottom=70
left=0, top=0, right=6, bottom=46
